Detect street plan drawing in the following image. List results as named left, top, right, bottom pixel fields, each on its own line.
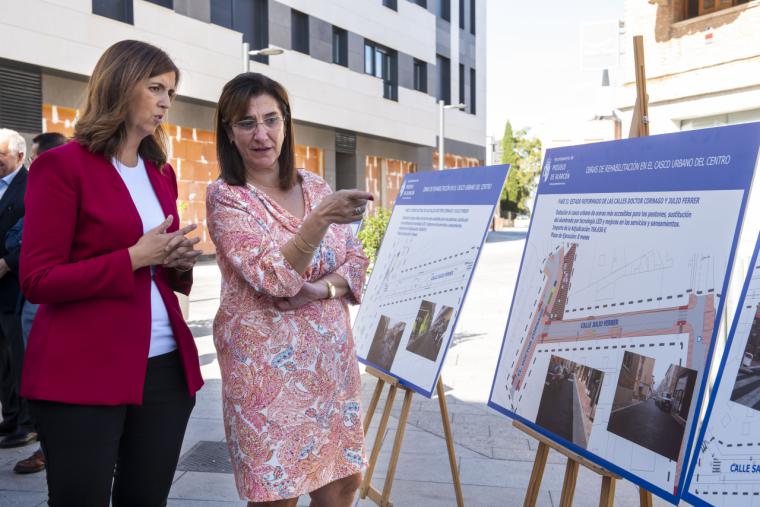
left=684, top=232, right=760, bottom=506
left=489, top=123, right=760, bottom=504
left=354, top=166, right=508, bottom=397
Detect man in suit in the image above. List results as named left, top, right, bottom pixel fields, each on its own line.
left=0, top=128, right=34, bottom=448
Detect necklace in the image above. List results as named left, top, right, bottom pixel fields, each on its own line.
left=247, top=179, right=279, bottom=190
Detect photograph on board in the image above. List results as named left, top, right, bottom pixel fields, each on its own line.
left=406, top=302, right=455, bottom=361
left=608, top=353, right=697, bottom=461
left=535, top=355, right=604, bottom=449
left=366, top=316, right=406, bottom=372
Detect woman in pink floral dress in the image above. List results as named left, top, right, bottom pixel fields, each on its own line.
left=206, top=73, right=373, bottom=507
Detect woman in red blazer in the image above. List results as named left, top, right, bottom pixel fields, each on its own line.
left=20, top=40, right=203, bottom=506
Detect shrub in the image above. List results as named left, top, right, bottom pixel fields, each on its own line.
left=357, top=207, right=391, bottom=273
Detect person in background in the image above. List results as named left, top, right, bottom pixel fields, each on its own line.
left=9, top=132, right=67, bottom=474
left=20, top=40, right=203, bottom=506
left=0, top=128, right=33, bottom=450
left=207, top=72, right=372, bottom=507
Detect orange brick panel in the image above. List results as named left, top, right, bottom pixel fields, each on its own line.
left=185, top=141, right=204, bottom=163
left=200, top=143, right=217, bottom=164
left=177, top=181, right=191, bottom=201
left=196, top=129, right=216, bottom=144
left=171, top=138, right=188, bottom=161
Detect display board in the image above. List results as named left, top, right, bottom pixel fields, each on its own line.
left=354, top=165, right=508, bottom=397
left=488, top=123, right=760, bottom=503
left=684, top=230, right=760, bottom=506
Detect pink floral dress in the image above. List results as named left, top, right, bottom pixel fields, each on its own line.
left=206, top=170, right=368, bottom=501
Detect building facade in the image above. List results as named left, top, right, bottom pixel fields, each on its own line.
left=619, top=0, right=759, bottom=133
left=0, top=0, right=487, bottom=253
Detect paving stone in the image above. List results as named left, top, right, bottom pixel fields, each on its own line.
left=0, top=491, right=47, bottom=506
left=459, top=456, right=567, bottom=490
left=181, top=415, right=227, bottom=456
left=169, top=471, right=240, bottom=501
left=355, top=478, right=552, bottom=507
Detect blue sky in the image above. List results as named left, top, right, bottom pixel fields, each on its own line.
left=486, top=0, right=625, bottom=140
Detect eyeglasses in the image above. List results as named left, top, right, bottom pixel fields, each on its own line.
left=230, top=117, right=284, bottom=133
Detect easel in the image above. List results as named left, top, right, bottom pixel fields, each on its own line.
left=514, top=35, right=655, bottom=507
left=360, top=366, right=464, bottom=507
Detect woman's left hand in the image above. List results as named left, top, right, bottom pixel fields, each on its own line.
left=163, top=225, right=203, bottom=272
left=274, top=281, right=327, bottom=311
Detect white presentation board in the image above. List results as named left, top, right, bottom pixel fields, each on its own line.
left=488, top=123, right=760, bottom=503
left=354, top=166, right=508, bottom=397
left=684, top=230, right=760, bottom=506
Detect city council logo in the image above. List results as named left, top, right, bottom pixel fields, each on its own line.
left=542, top=157, right=552, bottom=182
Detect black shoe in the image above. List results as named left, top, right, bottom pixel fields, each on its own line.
left=0, top=430, right=37, bottom=448
left=0, top=419, right=17, bottom=436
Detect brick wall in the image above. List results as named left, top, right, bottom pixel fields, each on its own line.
left=42, top=104, right=326, bottom=256
left=622, top=0, right=760, bottom=107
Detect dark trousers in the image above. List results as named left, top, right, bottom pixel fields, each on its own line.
left=0, top=311, right=28, bottom=429
left=30, top=351, right=195, bottom=507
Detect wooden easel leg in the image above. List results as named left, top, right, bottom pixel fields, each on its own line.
left=599, top=476, right=616, bottom=507
left=523, top=441, right=549, bottom=507
left=639, top=487, right=653, bottom=507
left=559, top=458, right=580, bottom=507
left=361, top=384, right=397, bottom=499
left=436, top=378, right=465, bottom=507
left=364, top=377, right=385, bottom=435
left=381, top=388, right=414, bottom=506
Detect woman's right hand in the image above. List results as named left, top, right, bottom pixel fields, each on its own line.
left=312, top=189, right=374, bottom=226
left=128, top=215, right=176, bottom=271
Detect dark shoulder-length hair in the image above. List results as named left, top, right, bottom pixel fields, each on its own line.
left=74, top=40, right=179, bottom=169
left=215, top=73, right=296, bottom=190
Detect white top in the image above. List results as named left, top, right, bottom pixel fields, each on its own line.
left=113, top=156, right=177, bottom=358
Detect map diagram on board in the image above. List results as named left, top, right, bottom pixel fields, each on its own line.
left=684, top=237, right=760, bottom=506
left=488, top=123, right=760, bottom=504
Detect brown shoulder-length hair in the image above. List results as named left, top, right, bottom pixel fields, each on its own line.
left=74, top=40, right=179, bottom=169
left=215, top=73, right=296, bottom=190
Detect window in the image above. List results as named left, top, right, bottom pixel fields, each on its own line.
left=291, top=10, right=309, bottom=54
left=459, top=63, right=465, bottom=105
left=470, top=68, right=476, bottom=114
left=92, top=0, right=133, bottom=24
left=210, top=0, right=233, bottom=27
left=684, top=0, right=749, bottom=19
left=410, top=0, right=427, bottom=6
left=383, top=0, right=398, bottom=10
left=470, top=0, right=476, bottom=34
left=145, top=0, right=173, bottom=7
left=211, top=0, right=269, bottom=64
left=413, top=59, right=427, bottom=93
left=365, top=40, right=398, bottom=101
left=458, top=0, right=465, bottom=29
left=332, top=27, right=348, bottom=66
left=438, top=0, right=450, bottom=21
left=436, top=54, right=450, bottom=104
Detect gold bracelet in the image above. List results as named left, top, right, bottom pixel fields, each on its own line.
left=291, top=237, right=314, bottom=255
left=294, top=233, right=317, bottom=253
left=325, top=280, right=336, bottom=299
left=296, top=231, right=319, bottom=250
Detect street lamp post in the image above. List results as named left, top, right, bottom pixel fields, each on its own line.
left=242, top=42, right=285, bottom=72
left=438, top=100, right=465, bottom=170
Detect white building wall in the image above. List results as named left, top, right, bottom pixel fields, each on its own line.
left=0, top=0, right=485, bottom=150
left=1, top=0, right=241, bottom=103
left=275, top=0, right=436, bottom=63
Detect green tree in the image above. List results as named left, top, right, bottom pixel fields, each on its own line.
left=499, top=121, right=542, bottom=216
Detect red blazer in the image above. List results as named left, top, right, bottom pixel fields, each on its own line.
left=20, top=142, right=203, bottom=405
